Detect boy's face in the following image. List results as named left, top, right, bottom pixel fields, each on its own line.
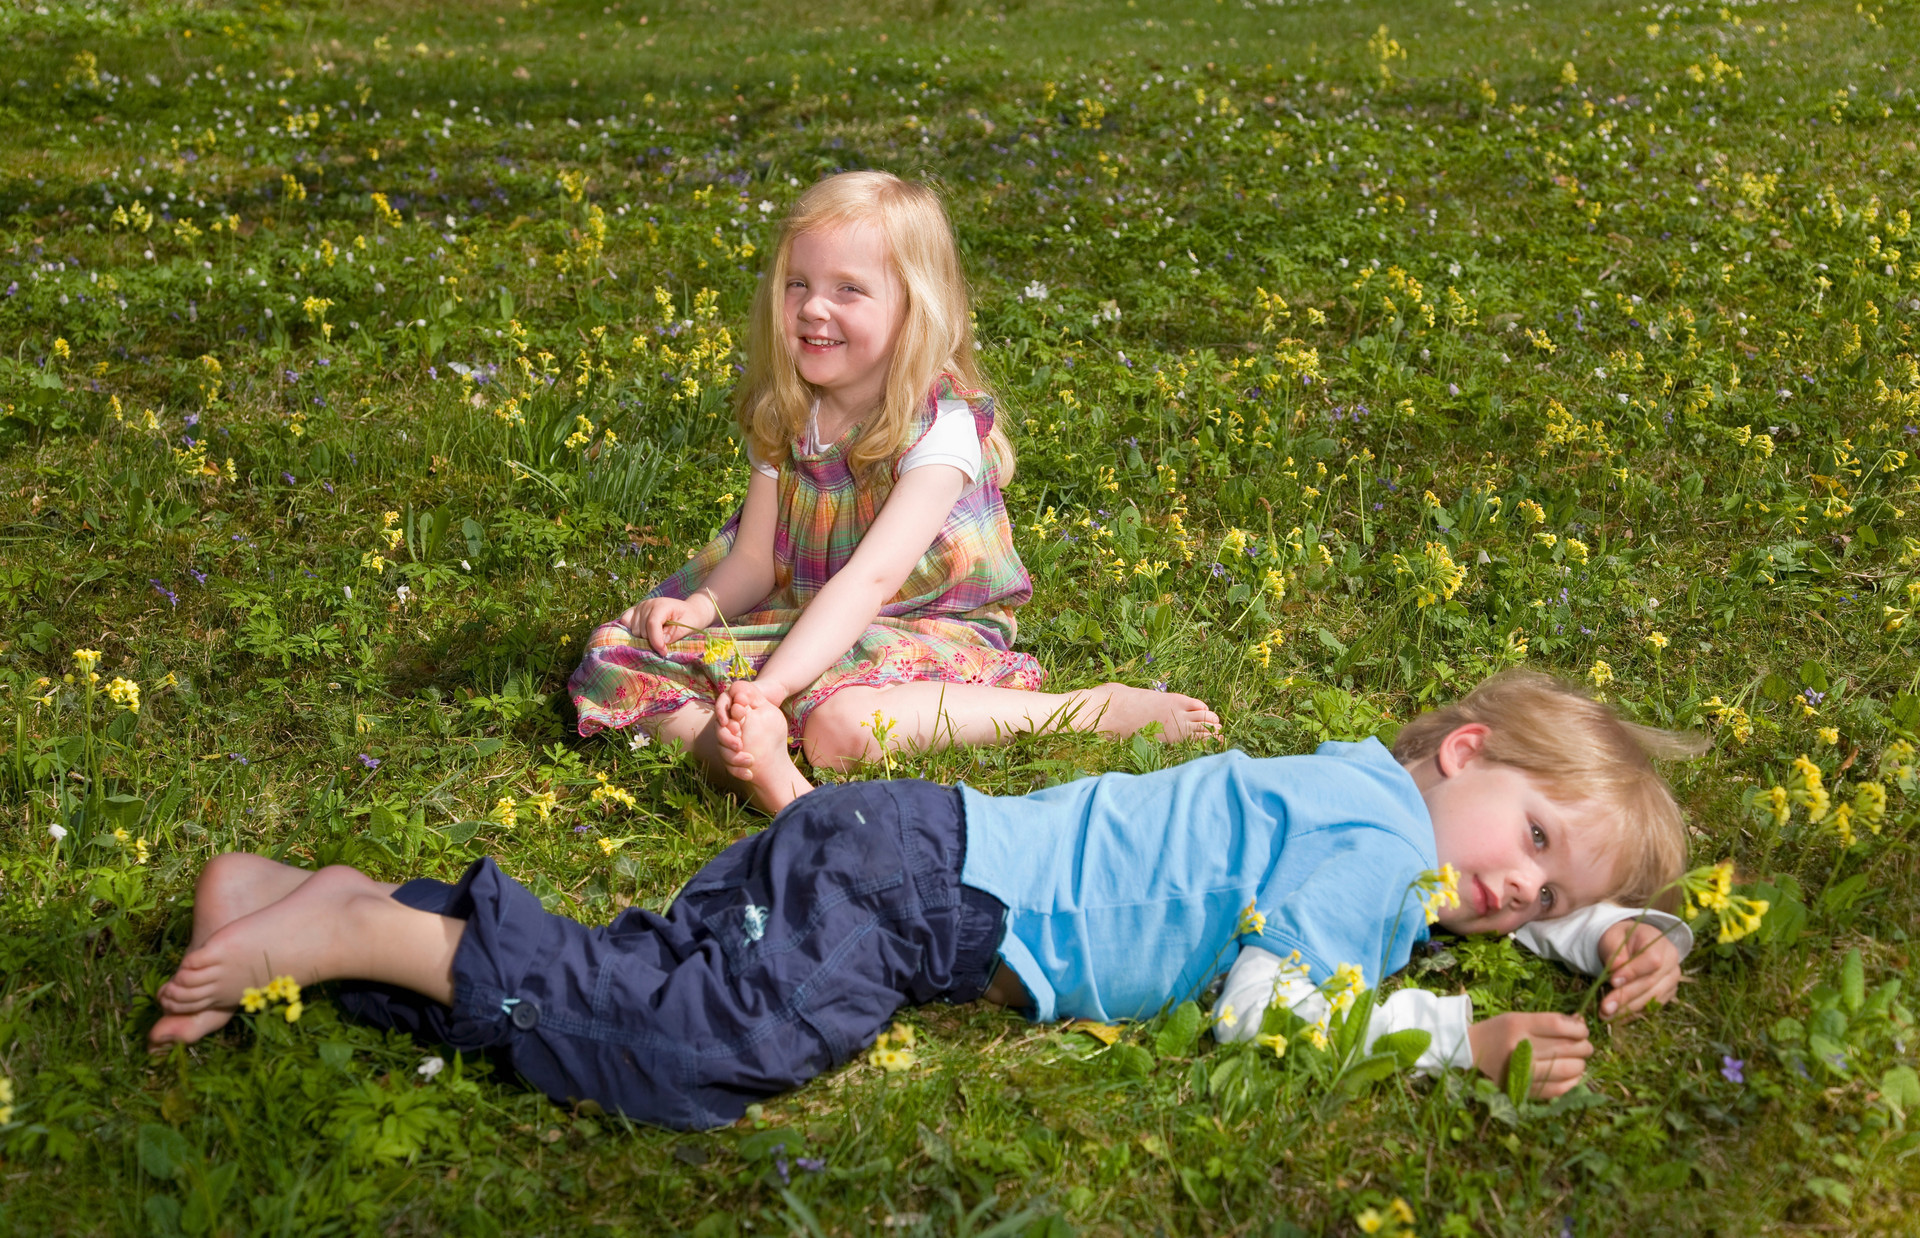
left=1411, top=724, right=1619, bottom=935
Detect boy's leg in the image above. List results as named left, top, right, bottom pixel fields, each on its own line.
left=149, top=853, right=343, bottom=1047
left=799, top=681, right=1221, bottom=771
left=652, top=700, right=813, bottom=815
left=153, top=866, right=462, bottom=1034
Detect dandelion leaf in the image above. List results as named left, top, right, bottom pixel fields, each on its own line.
left=1841, top=949, right=1866, bottom=1012
left=136, top=1122, right=190, bottom=1181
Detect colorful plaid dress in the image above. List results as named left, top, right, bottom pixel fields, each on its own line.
left=569, top=377, right=1044, bottom=741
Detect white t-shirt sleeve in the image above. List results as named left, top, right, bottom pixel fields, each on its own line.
left=748, top=444, right=778, bottom=480
left=1510, top=903, right=1694, bottom=975
left=1211, top=944, right=1474, bottom=1075
left=897, top=399, right=983, bottom=481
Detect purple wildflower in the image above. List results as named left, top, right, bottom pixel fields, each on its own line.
left=189, top=568, right=207, bottom=584
left=227, top=753, right=248, bottom=765
left=282, top=472, right=296, bottom=485
left=1721, top=1056, right=1744, bottom=1084
left=149, top=579, right=179, bottom=608
left=358, top=753, right=381, bottom=770
left=184, top=412, right=200, bottom=428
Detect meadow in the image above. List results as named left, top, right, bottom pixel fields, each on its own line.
left=1, top=0, right=1918, bottom=1231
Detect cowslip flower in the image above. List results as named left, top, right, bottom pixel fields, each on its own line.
left=73, top=648, right=102, bottom=673
left=1236, top=898, right=1268, bottom=937
left=0, top=1076, right=13, bottom=1124
left=1256, top=1031, right=1288, bottom=1058
left=1419, top=863, right=1460, bottom=923
left=1587, top=660, right=1613, bottom=687
left=106, top=678, right=141, bottom=714
left=489, top=796, right=517, bottom=828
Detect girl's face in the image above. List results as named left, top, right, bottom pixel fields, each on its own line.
left=782, top=222, right=906, bottom=417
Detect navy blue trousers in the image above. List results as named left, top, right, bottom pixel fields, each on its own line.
left=335, top=780, right=1004, bottom=1130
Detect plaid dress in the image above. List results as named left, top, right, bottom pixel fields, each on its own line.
left=569, top=377, right=1044, bottom=741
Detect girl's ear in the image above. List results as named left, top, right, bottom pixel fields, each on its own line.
left=1433, top=723, right=1491, bottom=778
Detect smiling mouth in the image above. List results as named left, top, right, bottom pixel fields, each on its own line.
left=799, top=336, right=843, bottom=348
left=1473, top=878, right=1495, bottom=917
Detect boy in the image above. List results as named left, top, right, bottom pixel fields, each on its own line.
left=150, top=671, right=1697, bottom=1129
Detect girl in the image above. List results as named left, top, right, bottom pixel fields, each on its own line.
left=569, top=172, right=1217, bottom=813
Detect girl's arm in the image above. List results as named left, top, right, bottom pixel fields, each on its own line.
left=749, top=463, right=969, bottom=702
left=618, top=469, right=781, bottom=653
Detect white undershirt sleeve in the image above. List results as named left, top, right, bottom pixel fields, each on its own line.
left=1510, top=903, right=1694, bottom=975
left=1210, top=945, right=1475, bottom=1075
left=897, top=400, right=983, bottom=481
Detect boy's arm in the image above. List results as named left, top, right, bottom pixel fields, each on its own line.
left=1214, top=946, right=1595, bottom=1098
left=1212, top=945, right=1474, bottom=1074
left=1509, top=902, right=1693, bottom=976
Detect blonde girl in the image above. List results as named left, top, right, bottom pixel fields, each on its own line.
left=568, top=172, right=1217, bottom=813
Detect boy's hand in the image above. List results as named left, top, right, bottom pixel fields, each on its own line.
left=1596, top=920, right=1682, bottom=1020
left=617, top=596, right=711, bottom=656
left=1468, top=1012, right=1593, bottom=1100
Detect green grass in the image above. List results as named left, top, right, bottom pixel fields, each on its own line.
left=2, top=0, right=1918, bottom=1231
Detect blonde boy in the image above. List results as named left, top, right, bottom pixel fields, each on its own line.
left=152, top=671, right=1697, bottom=1127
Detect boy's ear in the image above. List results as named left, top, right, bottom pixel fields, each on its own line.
left=1433, top=723, right=1492, bottom=778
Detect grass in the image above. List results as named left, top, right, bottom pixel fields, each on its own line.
left=1, top=0, right=1918, bottom=1232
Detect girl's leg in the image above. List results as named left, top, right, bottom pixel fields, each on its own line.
left=151, top=865, right=461, bottom=1044
left=650, top=700, right=813, bottom=816
left=800, top=680, right=1221, bottom=772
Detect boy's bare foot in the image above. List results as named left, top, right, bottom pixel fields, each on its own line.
left=149, top=854, right=317, bottom=1049
left=150, top=866, right=387, bottom=1046
left=1064, top=683, right=1222, bottom=742
left=718, top=687, right=813, bottom=815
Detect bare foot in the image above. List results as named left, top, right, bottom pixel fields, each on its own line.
left=150, top=854, right=318, bottom=1049
left=151, top=866, right=385, bottom=1045
left=719, top=689, right=814, bottom=815
left=1064, top=683, right=1222, bottom=742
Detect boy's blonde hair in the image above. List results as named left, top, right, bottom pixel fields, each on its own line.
left=737, top=171, right=1013, bottom=488
left=1391, top=669, right=1706, bottom=909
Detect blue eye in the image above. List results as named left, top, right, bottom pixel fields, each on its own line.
left=1530, top=823, right=1547, bottom=849
left=1539, top=885, right=1556, bottom=912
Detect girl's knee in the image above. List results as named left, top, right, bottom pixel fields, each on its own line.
left=801, top=703, right=871, bottom=772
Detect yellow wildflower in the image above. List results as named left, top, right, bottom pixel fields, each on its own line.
left=1256, top=1031, right=1288, bottom=1058
left=106, top=677, right=141, bottom=714
left=1817, top=726, right=1840, bottom=746
left=1646, top=631, right=1669, bottom=651
left=1236, top=899, right=1268, bottom=937
left=74, top=648, right=102, bottom=673
left=489, top=796, right=517, bottom=828
left=1587, top=660, right=1613, bottom=687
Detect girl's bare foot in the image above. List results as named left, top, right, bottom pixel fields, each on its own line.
left=151, top=866, right=387, bottom=1045
left=1064, top=683, right=1221, bottom=742
left=718, top=688, right=814, bottom=815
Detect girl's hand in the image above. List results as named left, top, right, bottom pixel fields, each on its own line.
left=1467, top=1011, right=1593, bottom=1100
left=1596, top=920, right=1683, bottom=1020
left=617, top=596, right=712, bottom=656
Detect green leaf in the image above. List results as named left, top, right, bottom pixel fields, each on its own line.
left=1880, top=1066, right=1920, bottom=1118
left=1106, top=1043, right=1154, bottom=1079
left=137, top=1122, right=191, bottom=1181
left=1505, top=1038, right=1533, bottom=1110
left=1842, top=949, right=1866, bottom=1012
left=1373, top=1028, right=1432, bottom=1071
left=1154, top=1001, right=1202, bottom=1058
left=1759, top=673, right=1795, bottom=704
left=1809, top=1034, right=1850, bottom=1076
left=1336, top=1050, right=1400, bottom=1094
left=1799, top=660, right=1830, bottom=692
left=435, top=821, right=481, bottom=847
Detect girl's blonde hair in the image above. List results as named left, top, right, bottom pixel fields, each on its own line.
left=1391, top=669, right=1708, bottom=909
left=736, top=171, right=1013, bottom=487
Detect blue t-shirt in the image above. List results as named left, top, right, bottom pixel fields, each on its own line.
left=957, top=738, right=1437, bottom=1022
